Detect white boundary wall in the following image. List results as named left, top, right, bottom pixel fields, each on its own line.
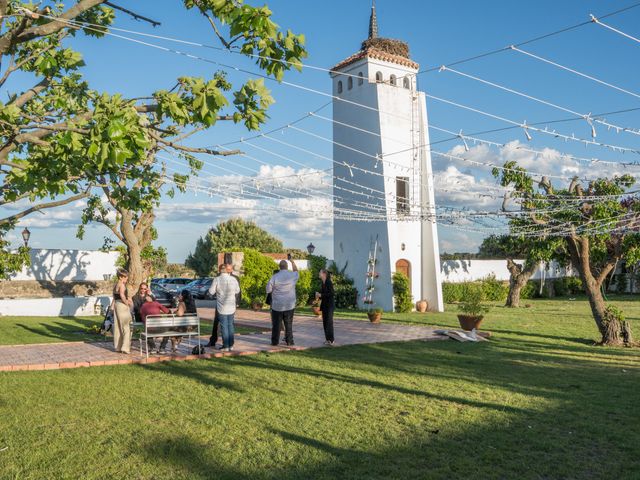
left=0, top=296, right=111, bottom=317
left=10, top=249, right=119, bottom=281
left=441, top=259, right=575, bottom=283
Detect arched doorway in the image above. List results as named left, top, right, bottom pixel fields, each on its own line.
left=396, top=259, right=411, bottom=290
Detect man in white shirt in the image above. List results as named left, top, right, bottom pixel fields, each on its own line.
left=266, top=256, right=299, bottom=346
left=209, top=263, right=240, bottom=351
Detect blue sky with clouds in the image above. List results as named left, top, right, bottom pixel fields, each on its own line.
left=7, top=0, right=640, bottom=261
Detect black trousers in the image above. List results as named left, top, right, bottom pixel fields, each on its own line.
left=321, top=307, right=334, bottom=342
left=208, top=310, right=220, bottom=345
left=271, top=309, right=294, bottom=345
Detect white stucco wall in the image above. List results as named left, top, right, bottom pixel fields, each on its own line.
left=0, top=296, right=111, bottom=317
left=10, top=249, right=119, bottom=281
left=441, top=259, right=575, bottom=283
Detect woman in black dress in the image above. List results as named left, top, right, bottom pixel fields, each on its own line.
left=316, top=269, right=335, bottom=345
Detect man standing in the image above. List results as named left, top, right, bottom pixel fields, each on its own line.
left=206, top=264, right=225, bottom=348
left=209, top=263, right=240, bottom=352
left=266, top=255, right=299, bottom=346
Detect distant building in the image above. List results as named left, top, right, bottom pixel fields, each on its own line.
left=330, top=5, right=443, bottom=311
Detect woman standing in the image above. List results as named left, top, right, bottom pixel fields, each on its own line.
left=113, top=268, right=134, bottom=354
left=316, top=269, right=335, bottom=345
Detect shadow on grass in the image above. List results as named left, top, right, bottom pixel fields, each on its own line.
left=136, top=359, right=244, bottom=393
left=12, top=317, right=99, bottom=343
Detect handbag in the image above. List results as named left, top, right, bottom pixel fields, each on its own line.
left=265, top=292, right=272, bottom=306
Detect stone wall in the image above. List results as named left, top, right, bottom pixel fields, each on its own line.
left=0, top=280, right=113, bottom=299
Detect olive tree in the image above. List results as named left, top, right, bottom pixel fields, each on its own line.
left=0, top=1, right=306, bottom=285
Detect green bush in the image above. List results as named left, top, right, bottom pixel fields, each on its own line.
left=296, top=269, right=312, bottom=307
left=307, top=254, right=328, bottom=303
left=481, top=274, right=509, bottom=302
left=520, top=281, right=537, bottom=300
left=442, top=282, right=464, bottom=303
left=239, top=248, right=277, bottom=307
left=327, top=262, right=358, bottom=309
left=392, top=272, right=413, bottom=313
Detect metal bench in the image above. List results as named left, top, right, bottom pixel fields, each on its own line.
left=140, top=314, right=201, bottom=358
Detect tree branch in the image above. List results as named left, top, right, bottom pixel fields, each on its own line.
left=0, top=190, right=89, bottom=226
left=103, top=2, right=161, bottom=27
left=151, top=132, right=240, bottom=156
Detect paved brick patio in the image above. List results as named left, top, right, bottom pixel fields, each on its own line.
left=0, top=309, right=445, bottom=372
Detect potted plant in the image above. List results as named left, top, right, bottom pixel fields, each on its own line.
left=250, top=298, right=263, bottom=312
left=457, top=286, right=489, bottom=331
left=311, top=298, right=322, bottom=317
left=416, top=299, right=429, bottom=313
left=367, top=307, right=383, bottom=323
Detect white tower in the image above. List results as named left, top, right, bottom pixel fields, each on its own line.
left=330, top=4, right=443, bottom=312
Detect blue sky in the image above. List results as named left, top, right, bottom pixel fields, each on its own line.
left=8, top=0, right=640, bottom=261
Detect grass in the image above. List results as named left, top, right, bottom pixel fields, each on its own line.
left=0, top=316, right=262, bottom=346
left=0, top=298, right=638, bottom=479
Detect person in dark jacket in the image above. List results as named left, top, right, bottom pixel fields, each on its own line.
left=316, top=269, right=335, bottom=345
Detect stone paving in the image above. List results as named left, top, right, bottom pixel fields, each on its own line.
left=0, top=309, right=445, bottom=372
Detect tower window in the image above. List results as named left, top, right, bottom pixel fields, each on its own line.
left=375, top=71, right=383, bottom=82
left=358, top=72, right=364, bottom=85
left=403, top=77, right=410, bottom=89
left=337, top=80, right=343, bottom=94
left=396, top=177, right=410, bottom=215
left=348, top=76, right=353, bottom=90
left=390, top=74, right=397, bottom=86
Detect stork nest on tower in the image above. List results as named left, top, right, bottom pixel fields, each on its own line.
left=361, top=37, right=410, bottom=58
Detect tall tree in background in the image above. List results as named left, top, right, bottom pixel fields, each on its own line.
left=0, top=1, right=307, bottom=284
left=494, top=161, right=640, bottom=345
left=186, top=218, right=284, bottom=276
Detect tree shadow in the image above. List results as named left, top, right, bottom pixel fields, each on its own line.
left=136, top=359, right=244, bottom=393
left=12, top=317, right=99, bottom=343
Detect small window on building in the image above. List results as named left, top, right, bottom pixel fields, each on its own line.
left=358, top=72, right=364, bottom=85
left=396, top=177, right=410, bottom=215
left=403, top=77, right=410, bottom=89
left=390, top=74, right=397, bottom=86
left=337, top=80, right=343, bottom=94
left=375, top=71, right=383, bottom=83
left=348, top=76, right=353, bottom=90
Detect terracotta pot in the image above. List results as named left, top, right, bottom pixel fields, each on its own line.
left=457, top=314, right=484, bottom=331
left=416, top=300, right=428, bottom=313
left=368, top=312, right=382, bottom=323
left=251, top=302, right=263, bottom=312
left=312, top=306, right=322, bottom=317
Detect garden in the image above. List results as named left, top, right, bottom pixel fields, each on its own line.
left=0, top=297, right=638, bottom=479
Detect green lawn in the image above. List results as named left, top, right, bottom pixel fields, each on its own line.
left=0, top=316, right=261, bottom=345
left=0, top=299, right=638, bottom=479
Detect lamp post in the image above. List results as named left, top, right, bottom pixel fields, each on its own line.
left=21, top=227, right=31, bottom=248
left=306, top=242, right=316, bottom=255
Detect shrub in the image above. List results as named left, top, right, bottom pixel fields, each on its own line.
left=296, top=269, right=312, bottom=307
left=307, top=254, right=328, bottom=303
left=481, top=274, right=508, bottom=302
left=238, top=248, right=277, bottom=307
left=520, top=281, right=537, bottom=300
left=327, top=261, right=358, bottom=309
left=392, top=272, right=413, bottom=313
left=442, top=282, right=464, bottom=303
left=458, top=284, right=490, bottom=317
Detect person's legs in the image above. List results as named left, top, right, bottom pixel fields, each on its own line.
left=322, top=308, right=335, bottom=343
left=271, top=310, right=283, bottom=346
left=219, top=314, right=232, bottom=349
left=283, top=309, right=294, bottom=345
left=208, top=309, right=220, bottom=346
left=228, top=313, right=235, bottom=348
left=114, top=301, right=132, bottom=354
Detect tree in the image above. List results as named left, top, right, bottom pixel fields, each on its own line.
left=493, top=161, right=640, bottom=345
left=0, top=1, right=307, bottom=283
left=186, top=218, right=284, bottom=275
left=478, top=234, right=559, bottom=308
left=237, top=248, right=276, bottom=306
left=115, top=243, right=167, bottom=281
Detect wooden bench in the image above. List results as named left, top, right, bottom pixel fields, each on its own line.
left=139, top=314, right=201, bottom=358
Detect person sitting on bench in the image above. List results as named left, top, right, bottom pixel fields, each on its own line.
left=140, top=295, right=170, bottom=354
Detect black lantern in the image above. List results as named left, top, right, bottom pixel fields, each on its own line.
left=306, top=242, right=316, bottom=255
left=21, top=227, right=31, bottom=247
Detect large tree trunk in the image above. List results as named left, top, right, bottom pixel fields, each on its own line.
left=118, top=209, right=155, bottom=289
left=566, top=236, right=622, bottom=345
left=505, top=258, right=538, bottom=308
